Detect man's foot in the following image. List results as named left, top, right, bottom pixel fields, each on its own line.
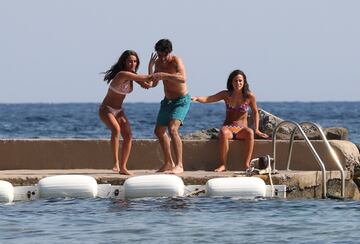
left=214, top=165, right=227, bottom=172
left=157, top=163, right=174, bottom=172
left=169, top=165, right=184, bottom=174
left=119, top=168, right=133, bottom=176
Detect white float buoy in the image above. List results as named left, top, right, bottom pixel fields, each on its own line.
left=0, top=180, right=14, bottom=203
left=38, top=175, right=98, bottom=199
left=124, top=174, right=185, bottom=199
left=206, top=177, right=266, bottom=198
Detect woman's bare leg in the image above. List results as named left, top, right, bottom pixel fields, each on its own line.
left=235, top=128, right=254, bottom=168
left=99, top=110, right=121, bottom=172
left=215, top=127, right=233, bottom=172
left=118, top=115, right=133, bottom=175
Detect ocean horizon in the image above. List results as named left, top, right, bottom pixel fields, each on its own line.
left=0, top=101, right=359, bottom=145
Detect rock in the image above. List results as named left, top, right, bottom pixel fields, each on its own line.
left=324, top=127, right=349, bottom=140
left=248, top=109, right=295, bottom=139
left=249, top=109, right=349, bottom=140
left=182, top=128, right=219, bottom=140
left=184, top=108, right=350, bottom=141
left=353, top=163, right=360, bottom=189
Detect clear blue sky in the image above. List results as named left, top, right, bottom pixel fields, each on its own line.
left=1, top=0, right=359, bottom=103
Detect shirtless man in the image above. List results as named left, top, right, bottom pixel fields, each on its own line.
left=148, top=39, right=191, bottom=174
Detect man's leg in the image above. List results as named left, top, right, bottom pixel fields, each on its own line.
left=168, top=120, right=183, bottom=174
left=154, top=124, right=174, bottom=172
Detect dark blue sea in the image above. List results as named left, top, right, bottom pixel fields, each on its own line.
left=1, top=102, right=360, bottom=243
left=1, top=198, right=360, bottom=243
left=0, top=102, right=359, bottom=144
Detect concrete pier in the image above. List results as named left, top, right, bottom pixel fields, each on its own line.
left=1, top=139, right=359, bottom=199
left=0, top=139, right=358, bottom=171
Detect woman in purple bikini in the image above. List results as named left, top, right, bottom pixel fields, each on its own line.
left=192, top=69, right=268, bottom=172
left=99, top=50, right=152, bottom=175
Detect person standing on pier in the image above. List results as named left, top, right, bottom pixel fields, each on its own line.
left=99, top=50, right=152, bottom=175
left=148, top=39, right=191, bottom=174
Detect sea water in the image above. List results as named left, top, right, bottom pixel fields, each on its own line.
left=1, top=197, right=360, bottom=243
left=0, top=102, right=359, bottom=144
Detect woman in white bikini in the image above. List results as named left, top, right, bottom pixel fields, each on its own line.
left=99, top=50, right=152, bottom=175
left=192, top=69, right=268, bottom=172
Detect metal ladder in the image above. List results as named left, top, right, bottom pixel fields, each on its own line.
left=271, top=120, right=345, bottom=199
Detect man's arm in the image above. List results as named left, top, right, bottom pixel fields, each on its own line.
left=153, top=56, right=186, bottom=84
left=148, top=52, right=160, bottom=87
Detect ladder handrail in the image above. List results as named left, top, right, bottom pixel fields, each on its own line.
left=286, top=122, right=345, bottom=197
left=300, top=122, right=345, bottom=198
left=272, top=120, right=327, bottom=198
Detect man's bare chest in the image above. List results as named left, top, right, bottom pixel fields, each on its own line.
left=156, top=63, right=177, bottom=73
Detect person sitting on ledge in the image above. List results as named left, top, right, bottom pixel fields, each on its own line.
left=192, top=69, right=268, bottom=172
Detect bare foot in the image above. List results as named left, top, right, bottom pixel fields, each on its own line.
left=157, top=163, right=174, bottom=172
left=119, top=168, right=133, bottom=175
left=169, top=165, right=184, bottom=174
left=214, top=165, right=227, bottom=172
left=112, top=166, right=120, bottom=173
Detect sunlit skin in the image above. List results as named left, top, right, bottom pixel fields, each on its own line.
left=99, top=55, right=152, bottom=175
left=148, top=50, right=188, bottom=174
left=156, top=51, right=169, bottom=64
left=192, top=73, right=268, bottom=172
left=126, top=55, right=138, bottom=72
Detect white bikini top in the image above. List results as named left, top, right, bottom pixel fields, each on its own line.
left=109, top=80, right=133, bottom=95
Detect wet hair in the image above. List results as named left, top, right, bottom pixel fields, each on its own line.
left=226, top=69, right=250, bottom=99
left=103, top=50, right=140, bottom=83
left=155, top=39, right=173, bottom=53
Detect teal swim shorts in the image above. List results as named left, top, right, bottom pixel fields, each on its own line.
left=156, top=94, right=191, bottom=126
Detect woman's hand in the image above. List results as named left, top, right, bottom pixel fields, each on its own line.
left=255, top=130, right=269, bottom=139
left=138, top=80, right=153, bottom=89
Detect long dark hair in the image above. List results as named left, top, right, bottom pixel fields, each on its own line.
left=103, top=50, right=140, bottom=84
left=226, top=69, right=250, bottom=99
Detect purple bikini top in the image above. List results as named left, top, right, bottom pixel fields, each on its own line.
left=225, top=102, right=249, bottom=113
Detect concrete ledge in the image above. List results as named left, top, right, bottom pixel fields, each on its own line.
left=1, top=139, right=359, bottom=171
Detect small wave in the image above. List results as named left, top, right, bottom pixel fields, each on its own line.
left=24, top=116, right=49, bottom=122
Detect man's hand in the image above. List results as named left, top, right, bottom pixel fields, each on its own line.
left=140, top=81, right=153, bottom=89
left=150, top=72, right=163, bottom=82
left=148, top=52, right=158, bottom=74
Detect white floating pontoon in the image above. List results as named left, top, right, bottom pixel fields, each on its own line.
left=0, top=174, right=286, bottom=203
left=0, top=180, right=14, bottom=203
left=124, top=174, right=185, bottom=199
left=38, top=175, right=98, bottom=199
left=206, top=177, right=266, bottom=198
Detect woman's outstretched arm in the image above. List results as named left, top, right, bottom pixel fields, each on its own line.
left=192, top=90, right=228, bottom=103
left=114, top=71, right=152, bottom=89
